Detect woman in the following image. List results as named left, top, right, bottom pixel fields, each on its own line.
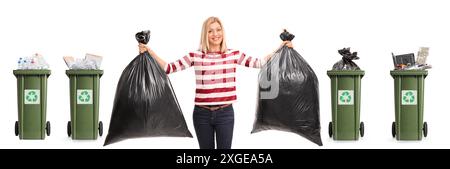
left=139, top=16, right=292, bottom=149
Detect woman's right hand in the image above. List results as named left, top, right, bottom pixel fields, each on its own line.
left=138, top=43, right=149, bottom=54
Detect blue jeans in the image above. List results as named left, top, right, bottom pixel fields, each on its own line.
left=193, top=105, right=234, bottom=149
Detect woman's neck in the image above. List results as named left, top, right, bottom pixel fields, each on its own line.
left=209, top=45, right=221, bottom=53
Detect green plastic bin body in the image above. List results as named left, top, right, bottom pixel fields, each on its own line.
left=14, top=70, right=51, bottom=140
left=391, top=70, right=427, bottom=140
left=66, top=70, right=103, bottom=140
left=327, top=70, right=364, bottom=140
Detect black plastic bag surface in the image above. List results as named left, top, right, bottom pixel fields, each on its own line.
left=332, top=47, right=360, bottom=70
left=136, top=30, right=151, bottom=44
left=104, top=31, right=192, bottom=146
left=252, top=31, right=322, bottom=146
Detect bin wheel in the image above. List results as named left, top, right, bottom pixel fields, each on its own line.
left=98, top=121, right=103, bottom=137
left=392, top=122, right=396, bottom=138
left=46, top=121, right=51, bottom=136
left=423, top=122, right=428, bottom=137
left=360, top=122, right=364, bottom=137
left=328, top=122, right=332, bottom=138
left=67, top=121, right=71, bottom=137
left=15, top=121, right=19, bottom=136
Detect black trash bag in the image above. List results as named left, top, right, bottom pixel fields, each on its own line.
left=332, top=47, right=360, bottom=70
left=252, top=30, right=322, bottom=146
left=104, top=31, right=192, bottom=146
left=136, top=30, right=151, bottom=44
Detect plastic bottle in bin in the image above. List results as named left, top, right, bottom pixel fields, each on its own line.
left=24, top=58, right=29, bottom=69
left=17, top=54, right=50, bottom=70
left=17, top=58, right=23, bottom=69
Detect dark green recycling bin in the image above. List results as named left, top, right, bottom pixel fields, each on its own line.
left=391, top=70, right=428, bottom=140
left=14, top=70, right=51, bottom=139
left=327, top=70, right=364, bottom=140
left=66, top=70, right=103, bottom=140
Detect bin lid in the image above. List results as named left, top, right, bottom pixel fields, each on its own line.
left=66, top=70, right=104, bottom=76
left=327, top=70, right=365, bottom=77
left=13, top=69, right=51, bottom=76
left=390, top=70, right=428, bottom=77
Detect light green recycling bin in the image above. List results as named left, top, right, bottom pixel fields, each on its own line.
left=66, top=70, right=103, bottom=140
left=391, top=70, right=428, bottom=140
left=14, top=70, right=51, bottom=139
left=327, top=70, right=364, bottom=140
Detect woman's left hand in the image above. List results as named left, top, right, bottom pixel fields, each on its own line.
left=265, top=41, right=294, bottom=62
left=282, top=41, right=293, bottom=48
left=138, top=43, right=149, bottom=54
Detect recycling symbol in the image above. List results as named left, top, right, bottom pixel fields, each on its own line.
left=403, top=91, right=414, bottom=103
left=27, top=91, right=38, bottom=102
left=340, top=91, right=352, bottom=103
left=338, top=90, right=354, bottom=105
left=79, top=91, right=90, bottom=102
left=24, top=90, right=40, bottom=104
left=402, top=90, right=417, bottom=105
left=77, top=89, right=93, bottom=104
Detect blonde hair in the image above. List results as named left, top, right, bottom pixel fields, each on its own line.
left=199, top=17, right=227, bottom=53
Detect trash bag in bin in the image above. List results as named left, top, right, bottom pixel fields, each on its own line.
left=104, top=30, right=192, bottom=146
left=251, top=30, right=322, bottom=146
left=332, top=47, right=360, bottom=70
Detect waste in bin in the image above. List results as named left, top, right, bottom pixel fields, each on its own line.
left=327, top=70, right=364, bottom=140
left=14, top=69, right=51, bottom=139
left=66, top=70, right=103, bottom=140
left=391, top=70, right=428, bottom=140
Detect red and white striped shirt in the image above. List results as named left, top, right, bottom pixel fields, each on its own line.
left=165, top=49, right=265, bottom=105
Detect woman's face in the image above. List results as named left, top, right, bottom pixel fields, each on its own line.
left=208, top=22, right=223, bottom=47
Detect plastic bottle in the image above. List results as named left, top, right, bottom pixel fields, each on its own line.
left=23, top=58, right=28, bottom=69
left=26, top=57, right=31, bottom=69
left=35, top=54, right=49, bottom=69
left=26, top=57, right=32, bottom=69
left=30, top=57, right=36, bottom=69
left=17, top=58, right=23, bottom=69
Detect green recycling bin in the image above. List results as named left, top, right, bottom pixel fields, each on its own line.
left=66, top=70, right=103, bottom=140
left=327, top=70, right=365, bottom=140
left=14, top=70, right=51, bottom=139
left=391, top=70, right=428, bottom=140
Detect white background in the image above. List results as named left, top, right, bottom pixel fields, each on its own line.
left=0, top=0, right=448, bottom=149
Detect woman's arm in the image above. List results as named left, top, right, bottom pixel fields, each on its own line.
left=139, top=43, right=167, bottom=69
left=138, top=43, right=193, bottom=74
left=263, top=41, right=293, bottom=63
left=148, top=50, right=168, bottom=70
left=238, top=41, right=293, bottom=68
